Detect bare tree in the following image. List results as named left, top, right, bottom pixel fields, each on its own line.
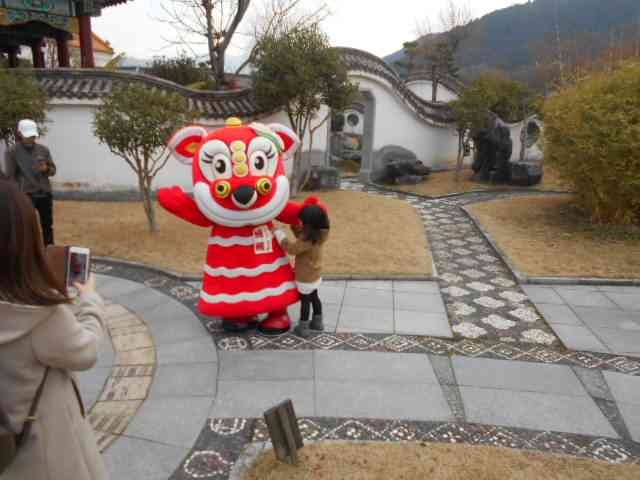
left=409, top=0, right=473, bottom=102
left=159, top=0, right=251, bottom=87
left=234, top=0, right=329, bottom=75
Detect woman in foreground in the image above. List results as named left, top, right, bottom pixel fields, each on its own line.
left=0, top=180, right=107, bottom=479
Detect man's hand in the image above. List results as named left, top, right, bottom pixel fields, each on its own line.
left=36, top=161, right=49, bottom=173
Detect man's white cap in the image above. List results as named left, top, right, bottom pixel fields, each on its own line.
left=17, top=119, right=39, bottom=138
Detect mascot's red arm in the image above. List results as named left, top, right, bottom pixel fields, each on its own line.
left=158, top=186, right=212, bottom=227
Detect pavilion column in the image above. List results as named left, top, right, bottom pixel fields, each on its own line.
left=8, top=47, right=19, bottom=68
left=78, top=14, right=95, bottom=68
left=31, top=39, right=45, bottom=68
left=57, top=36, right=70, bottom=67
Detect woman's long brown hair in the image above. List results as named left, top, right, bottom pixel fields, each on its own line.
left=0, top=180, right=69, bottom=306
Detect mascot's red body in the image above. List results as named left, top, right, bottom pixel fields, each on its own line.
left=158, top=118, right=314, bottom=335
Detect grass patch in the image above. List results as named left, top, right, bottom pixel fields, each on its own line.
left=393, top=166, right=571, bottom=197
left=55, top=190, right=431, bottom=277
left=468, top=196, right=640, bottom=278
left=244, top=442, right=639, bottom=480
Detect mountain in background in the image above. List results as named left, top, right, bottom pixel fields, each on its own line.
left=384, top=0, right=640, bottom=84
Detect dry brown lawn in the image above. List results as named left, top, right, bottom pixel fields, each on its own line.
left=244, top=443, right=639, bottom=480
left=468, top=196, right=640, bottom=278
left=55, top=190, right=431, bottom=277
left=395, top=166, right=571, bottom=197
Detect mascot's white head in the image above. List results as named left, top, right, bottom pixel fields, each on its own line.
left=168, top=118, right=300, bottom=227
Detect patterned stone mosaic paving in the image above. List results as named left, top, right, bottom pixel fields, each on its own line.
left=340, top=179, right=559, bottom=346
left=169, top=417, right=640, bottom=480
left=84, top=300, right=157, bottom=452
left=91, top=262, right=640, bottom=377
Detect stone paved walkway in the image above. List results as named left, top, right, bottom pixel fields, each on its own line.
left=74, top=180, right=640, bottom=479
left=80, top=269, right=640, bottom=480
left=524, top=284, right=640, bottom=356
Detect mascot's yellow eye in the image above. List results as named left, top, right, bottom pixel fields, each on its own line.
left=257, top=178, right=272, bottom=196
left=215, top=181, right=231, bottom=199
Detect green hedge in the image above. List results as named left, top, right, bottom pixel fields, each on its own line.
left=543, top=62, right=640, bottom=225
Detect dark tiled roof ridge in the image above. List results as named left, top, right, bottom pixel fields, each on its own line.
left=16, top=46, right=456, bottom=124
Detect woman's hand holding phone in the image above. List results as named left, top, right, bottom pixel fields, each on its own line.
left=75, top=274, right=96, bottom=296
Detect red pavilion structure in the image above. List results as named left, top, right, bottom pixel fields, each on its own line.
left=0, top=1, right=130, bottom=69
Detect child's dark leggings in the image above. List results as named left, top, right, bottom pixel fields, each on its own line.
left=300, top=290, right=322, bottom=322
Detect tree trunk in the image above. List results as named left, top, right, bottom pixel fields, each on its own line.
left=139, top=176, right=157, bottom=233
left=432, top=78, right=439, bottom=102
left=455, top=130, right=464, bottom=181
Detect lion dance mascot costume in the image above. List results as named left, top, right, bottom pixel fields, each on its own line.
left=158, top=118, right=317, bottom=335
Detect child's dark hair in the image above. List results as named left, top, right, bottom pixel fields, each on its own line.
left=300, top=205, right=330, bottom=244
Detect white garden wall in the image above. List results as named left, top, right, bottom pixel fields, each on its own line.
left=351, top=72, right=460, bottom=170
left=43, top=100, right=330, bottom=192
left=406, top=80, right=459, bottom=103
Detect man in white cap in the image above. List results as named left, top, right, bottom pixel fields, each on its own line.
left=2, top=119, right=57, bottom=245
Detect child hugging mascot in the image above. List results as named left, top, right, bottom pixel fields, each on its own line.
left=158, top=117, right=320, bottom=335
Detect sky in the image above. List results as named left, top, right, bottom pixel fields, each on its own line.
left=93, top=0, right=525, bottom=62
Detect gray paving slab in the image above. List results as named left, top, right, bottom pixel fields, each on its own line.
left=342, top=288, right=393, bottom=309
left=598, top=286, right=640, bottom=294
left=77, top=366, right=111, bottom=408
left=452, top=357, right=588, bottom=396
left=459, top=387, right=618, bottom=438
left=393, top=281, right=441, bottom=294
left=549, top=324, right=610, bottom=353
left=314, top=351, right=439, bottom=384
left=211, top=380, right=314, bottom=418
left=394, top=292, right=446, bottom=313
left=395, top=310, right=453, bottom=337
left=337, top=305, right=394, bottom=333
left=605, top=292, right=640, bottom=312
left=571, top=367, right=614, bottom=401
left=347, top=281, right=393, bottom=291
left=219, top=351, right=313, bottom=381
left=318, top=285, right=345, bottom=306
left=603, top=371, right=640, bottom=405
left=315, top=381, right=452, bottom=421
left=572, top=307, right=640, bottom=330
left=142, top=300, right=209, bottom=345
left=428, top=355, right=457, bottom=386
left=96, top=332, right=116, bottom=367
left=156, top=337, right=218, bottom=365
left=590, top=328, right=640, bottom=356
left=615, top=402, right=640, bottom=442
left=521, top=286, right=565, bottom=305
left=150, top=363, right=217, bottom=397
left=112, top=287, right=174, bottom=317
left=554, top=288, right=619, bottom=309
left=98, top=277, right=147, bottom=300
left=126, top=396, right=212, bottom=448
left=103, top=435, right=188, bottom=480
left=536, top=304, right=583, bottom=326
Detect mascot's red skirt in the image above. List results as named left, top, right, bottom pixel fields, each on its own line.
left=199, top=223, right=299, bottom=319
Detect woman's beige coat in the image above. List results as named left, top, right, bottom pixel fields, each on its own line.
left=0, top=292, right=107, bottom=480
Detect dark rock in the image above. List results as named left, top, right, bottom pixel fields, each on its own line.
left=372, top=145, right=430, bottom=184
left=471, top=118, right=513, bottom=184
left=395, top=175, right=423, bottom=185
left=510, top=162, right=543, bottom=186
left=304, top=166, right=340, bottom=191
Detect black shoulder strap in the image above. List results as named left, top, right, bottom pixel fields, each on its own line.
left=15, top=367, right=50, bottom=447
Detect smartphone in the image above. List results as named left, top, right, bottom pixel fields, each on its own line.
left=66, top=247, right=91, bottom=288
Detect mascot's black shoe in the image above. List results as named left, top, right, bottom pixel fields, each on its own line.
left=223, top=318, right=257, bottom=333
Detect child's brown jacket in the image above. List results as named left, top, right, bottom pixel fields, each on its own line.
left=280, top=225, right=329, bottom=284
